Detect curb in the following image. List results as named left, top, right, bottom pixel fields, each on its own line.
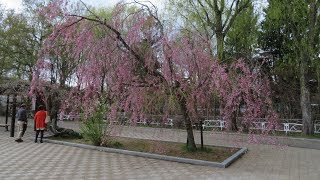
left=43, top=139, right=247, bottom=168
left=221, top=147, right=248, bottom=167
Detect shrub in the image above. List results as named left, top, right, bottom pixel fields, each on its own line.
left=80, top=106, right=106, bottom=146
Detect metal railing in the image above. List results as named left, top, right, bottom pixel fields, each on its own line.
left=314, top=124, right=320, bottom=134
left=202, top=119, right=225, bottom=130
left=200, top=118, right=320, bottom=134
left=104, top=115, right=320, bottom=134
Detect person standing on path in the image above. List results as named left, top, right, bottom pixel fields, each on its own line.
left=15, top=104, right=28, bottom=142
left=34, top=105, right=46, bottom=143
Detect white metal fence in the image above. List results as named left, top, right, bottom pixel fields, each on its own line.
left=95, top=114, right=320, bottom=134
left=201, top=118, right=320, bottom=134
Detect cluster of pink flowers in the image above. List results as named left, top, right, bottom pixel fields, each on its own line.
left=30, top=0, right=279, bottom=135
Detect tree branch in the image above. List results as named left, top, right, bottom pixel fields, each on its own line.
left=223, top=0, right=250, bottom=34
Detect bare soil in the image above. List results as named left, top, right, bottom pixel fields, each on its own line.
left=49, top=136, right=239, bottom=163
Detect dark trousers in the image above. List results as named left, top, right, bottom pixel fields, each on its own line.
left=35, top=130, right=44, bottom=142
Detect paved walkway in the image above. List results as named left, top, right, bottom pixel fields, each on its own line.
left=0, top=118, right=320, bottom=179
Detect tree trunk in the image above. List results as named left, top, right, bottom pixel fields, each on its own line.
left=5, top=95, right=9, bottom=131
left=227, top=112, right=238, bottom=132
left=213, top=2, right=224, bottom=62
left=300, top=55, right=313, bottom=135
left=216, top=32, right=225, bottom=61
left=46, top=92, right=62, bottom=134
left=179, top=96, right=197, bottom=150
left=49, top=116, right=60, bottom=134
left=59, top=78, right=66, bottom=88
left=300, top=1, right=317, bottom=135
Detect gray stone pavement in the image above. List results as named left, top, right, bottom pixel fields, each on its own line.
left=0, top=117, right=320, bottom=179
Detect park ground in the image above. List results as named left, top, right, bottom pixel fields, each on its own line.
left=0, top=116, right=320, bottom=179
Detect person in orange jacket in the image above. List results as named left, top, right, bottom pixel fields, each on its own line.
left=34, top=105, right=46, bottom=143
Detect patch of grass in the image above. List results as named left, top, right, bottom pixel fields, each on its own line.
left=49, top=136, right=238, bottom=163
left=50, top=135, right=91, bottom=144
left=286, top=132, right=320, bottom=139
left=105, top=139, right=124, bottom=148
left=273, top=131, right=320, bottom=139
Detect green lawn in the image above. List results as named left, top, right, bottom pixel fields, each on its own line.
left=283, top=132, right=320, bottom=139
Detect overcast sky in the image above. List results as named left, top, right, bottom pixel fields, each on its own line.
left=0, top=0, right=164, bottom=12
